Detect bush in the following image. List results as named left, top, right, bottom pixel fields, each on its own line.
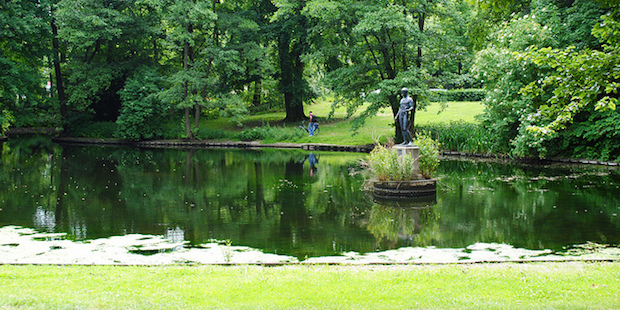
left=413, top=133, right=440, bottom=178
left=365, top=136, right=439, bottom=181
left=196, top=127, right=230, bottom=140
left=1, top=109, right=14, bottom=135
left=366, top=144, right=417, bottom=181
left=115, top=67, right=169, bottom=141
left=70, top=121, right=117, bottom=138
left=429, top=89, right=485, bottom=102
left=234, top=124, right=304, bottom=142
left=416, top=122, right=502, bottom=155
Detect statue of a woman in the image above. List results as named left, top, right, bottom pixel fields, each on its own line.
left=394, top=87, right=415, bottom=146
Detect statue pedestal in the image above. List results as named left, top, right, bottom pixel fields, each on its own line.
left=393, top=145, right=420, bottom=176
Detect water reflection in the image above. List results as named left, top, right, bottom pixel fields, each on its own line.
left=1, top=136, right=619, bottom=260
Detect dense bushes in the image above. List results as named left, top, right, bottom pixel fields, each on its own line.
left=365, top=134, right=440, bottom=181
left=366, top=144, right=420, bottom=181
left=416, top=122, right=500, bottom=155
left=67, top=121, right=117, bottom=139
left=115, top=68, right=170, bottom=141
left=234, top=124, right=304, bottom=142
left=429, top=89, right=485, bottom=102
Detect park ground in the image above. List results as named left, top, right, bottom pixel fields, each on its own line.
left=205, top=99, right=484, bottom=146
left=3, top=100, right=619, bottom=309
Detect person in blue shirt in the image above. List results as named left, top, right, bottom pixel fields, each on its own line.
left=308, top=111, right=317, bottom=136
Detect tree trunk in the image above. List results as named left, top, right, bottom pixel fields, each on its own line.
left=194, top=104, right=200, bottom=131
left=50, top=14, right=66, bottom=120
left=278, top=23, right=306, bottom=123
left=184, top=40, right=194, bottom=139
left=184, top=107, right=192, bottom=139
left=252, top=79, right=262, bottom=108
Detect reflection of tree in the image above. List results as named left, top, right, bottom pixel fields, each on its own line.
left=436, top=159, right=620, bottom=250
left=4, top=137, right=620, bottom=259
left=366, top=204, right=438, bottom=248
left=0, top=137, right=62, bottom=228
left=278, top=159, right=308, bottom=249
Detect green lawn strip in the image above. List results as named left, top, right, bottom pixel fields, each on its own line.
left=2, top=262, right=618, bottom=309
left=203, top=101, right=484, bottom=146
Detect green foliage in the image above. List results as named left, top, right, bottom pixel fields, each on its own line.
left=533, top=0, right=606, bottom=50
left=430, top=89, right=486, bottom=102
left=115, top=68, right=170, bottom=141
left=9, top=101, right=61, bottom=128
left=55, top=0, right=163, bottom=120
left=560, top=110, right=620, bottom=161
left=472, top=11, right=557, bottom=155
left=471, top=1, right=617, bottom=159
left=366, top=144, right=418, bottom=181
left=365, top=136, right=440, bottom=181
left=513, top=7, right=620, bottom=157
left=195, top=127, right=230, bottom=140
left=0, top=0, right=54, bottom=131
left=0, top=109, right=14, bottom=135
left=414, top=133, right=441, bottom=178
left=70, top=121, right=117, bottom=139
left=417, top=122, right=500, bottom=155
left=234, top=124, right=303, bottom=142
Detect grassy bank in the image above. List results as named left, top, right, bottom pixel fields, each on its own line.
left=203, top=100, right=485, bottom=146
left=2, top=263, right=618, bottom=309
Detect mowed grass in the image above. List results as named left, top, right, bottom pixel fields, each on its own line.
left=2, top=263, right=619, bottom=309
left=204, top=99, right=485, bottom=145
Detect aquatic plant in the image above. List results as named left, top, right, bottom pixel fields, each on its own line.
left=365, top=134, right=440, bottom=181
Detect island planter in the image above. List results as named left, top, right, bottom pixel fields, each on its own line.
left=372, top=145, right=437, bottom=199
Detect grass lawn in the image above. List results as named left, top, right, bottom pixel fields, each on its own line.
left=204, top=99, right=485, bottom=145
left=2, top=263, right=619, bottom=309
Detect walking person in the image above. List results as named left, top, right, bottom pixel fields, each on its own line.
left=308, top=111, right=316, bottom=136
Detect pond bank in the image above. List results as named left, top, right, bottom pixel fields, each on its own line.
left=51, top=136, right=375, bottom=153
left=2, top=133, right=618, bottom=166
left=49, top=136, right=620, bottom=167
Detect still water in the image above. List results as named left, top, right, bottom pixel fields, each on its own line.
left=2, top=136, right=620, bottom=261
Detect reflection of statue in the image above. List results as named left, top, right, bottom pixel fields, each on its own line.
left=366, top=202, right=436, bottom=245
left=394, top=87, right=415, bottom=146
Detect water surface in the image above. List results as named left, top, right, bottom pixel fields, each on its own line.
left=1, top=136, right=619, bottom=262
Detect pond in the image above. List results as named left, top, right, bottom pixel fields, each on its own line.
left=1, top=136, right=620, bottom=264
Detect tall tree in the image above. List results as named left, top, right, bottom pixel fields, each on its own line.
left=271, top=0, right=315, bottom=122
left=0, top=0, right=54, bottom=132
left=55, top=0, right=162, bottom=122
left=306, top=0, right=446, bottom=141
left=158, top=0, right=216, bottom=138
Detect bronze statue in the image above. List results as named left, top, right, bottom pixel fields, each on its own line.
left=395, top=87, right=415, bottom=146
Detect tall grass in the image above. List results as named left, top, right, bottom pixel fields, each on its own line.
left=235, top=124, right=305, bottom=142
left=416, top=122, right=502, bottom=155
left=365, top=134, right=440, bottom=181
left=366, top=144, right=418, bottom=181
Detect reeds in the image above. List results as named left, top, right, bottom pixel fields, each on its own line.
left=416, top=122, right=501, bottom=155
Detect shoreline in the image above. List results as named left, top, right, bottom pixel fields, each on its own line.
left=3, top=132, right=619, bottom=167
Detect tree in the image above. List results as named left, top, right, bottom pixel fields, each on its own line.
left=158, top=0, right=217, bottom=139
left=0, top=0, right=53, bottom=130
left=306, top=0, right=449, bottom=142
left=514, top=7, right=620, bottom=158
left=271, top=0, right=315, bottom=122
left=55, top=0, right=162, bottom=122
left=471, top=0, right=615, bottom=158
